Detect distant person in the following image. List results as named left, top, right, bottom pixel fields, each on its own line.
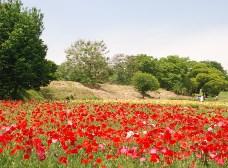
left=199, top=96, right=204, bottom=102
left=215, top=96, right=218, bottom=101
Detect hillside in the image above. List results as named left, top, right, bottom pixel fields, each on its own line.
left=28, top=81, right=191, bottom=101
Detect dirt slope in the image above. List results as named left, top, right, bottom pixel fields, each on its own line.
left=48, top=81, right=191, bottom=100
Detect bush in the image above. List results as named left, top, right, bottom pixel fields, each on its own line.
left=132, top=72, right=160, bottom=98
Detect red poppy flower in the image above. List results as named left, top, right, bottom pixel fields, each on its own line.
left=150, top=153, right=160, bottom=163
left=58, top=156, right=68, bottom=164
left=96, top=158, right=102, bottom=164
left=23, top=153, right=30, bottom=160
left=81, top=158, right=90, bottom=164
left=106, top=154, right=112, bottom=159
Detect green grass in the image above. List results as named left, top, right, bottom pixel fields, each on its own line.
left=40, top=83, right=100, bottom=101
left=18, top=89, right=45, bottom=102
left=218, top=91, right=228, bottom=101
left=204, top=92, right=228, bottom=102
left=170, top=91, right=228, bottom=103
left=18, top=82, right=100, bottom=101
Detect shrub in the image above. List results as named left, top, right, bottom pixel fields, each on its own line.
left=132, top=72, right=160, bottom=98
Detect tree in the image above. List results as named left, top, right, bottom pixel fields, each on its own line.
left=0, top=0, right=57, bottom=99
left=63, top=40, right=109, bottom=85
left=156, top=56, right=189, bottom=94
left=110, top=54, right=139, bottom=84
left=132, top=72, right=160, bottom=98
left=201, top=60, right=227, bottom=75
left=136, top=54, right=157, bottom=75
left=55, top=62, right=71, bottom=81
left=109, top=54, right=129, bottom=84
left=110, top=54, right=157, bottom=85
left=195, top=71, right=226, bottom=97
left=203, top=79, right=226, bottom=97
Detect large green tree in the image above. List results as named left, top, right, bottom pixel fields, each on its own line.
left=201, top=60, right=228, bottom=79
left=156, top=56, right=189, bottom=94
left=136, top=54, right=157, bottom=75
left=188, top=62, right=227, bottom=97
left=63, top=40, right=109, bottom=85
left=0, top=0, right=57, bottom=99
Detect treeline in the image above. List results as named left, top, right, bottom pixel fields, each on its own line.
left=56, top=40, right=228, bottom=97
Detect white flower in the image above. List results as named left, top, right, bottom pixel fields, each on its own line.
left=66, top=109, right=71, bottom=114
left=209, top=153, right=216, bottom=159
left=67, top=120, right=72, bottom=125
left=52, top=138, right=58, bottom=143
left=149, top=148, right=157, bottom=154
left=126, top=131, right=134, bottom=138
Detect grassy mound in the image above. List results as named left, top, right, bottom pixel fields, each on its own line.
left=17, top=81, right=228, bottom=102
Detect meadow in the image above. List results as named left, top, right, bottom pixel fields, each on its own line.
left=0, top=99, right=228, bottom=168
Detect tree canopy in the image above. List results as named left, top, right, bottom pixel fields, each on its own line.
left=60, top=40, right=110, bottom=85
left=132, top=72, right=160, bottom=98
left=110, top=54, right=157, bottom=85
left=0, top=0, right=57, bottom=99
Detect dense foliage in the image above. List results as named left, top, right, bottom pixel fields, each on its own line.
left=56, top=40, right=110, bottom=85
left=0, top=0, right=57, bottom=99
left=132, top=72, right=159, bottom=98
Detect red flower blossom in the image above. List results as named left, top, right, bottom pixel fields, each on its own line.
left=106, top=154, right=112, bottom=159
left=58, top=156, right=68, bottom=164
left=23, top=153, right=30, bottom=160
left=96, top=158, right=102, bottom=164
left=81, top=158, right=90, bottom=164
left=150, top=153, right=160, bottom=163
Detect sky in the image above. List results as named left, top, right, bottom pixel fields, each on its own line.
left=21, top=0, right=228, bottom=71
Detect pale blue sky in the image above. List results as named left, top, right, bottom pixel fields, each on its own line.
left=21, top=0, right=228, bottom=70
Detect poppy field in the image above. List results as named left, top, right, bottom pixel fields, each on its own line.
left=0, top=100, right=228, bottom=168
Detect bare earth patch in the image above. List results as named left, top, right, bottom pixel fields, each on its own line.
left=49, top=81, right=191, bottom=100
